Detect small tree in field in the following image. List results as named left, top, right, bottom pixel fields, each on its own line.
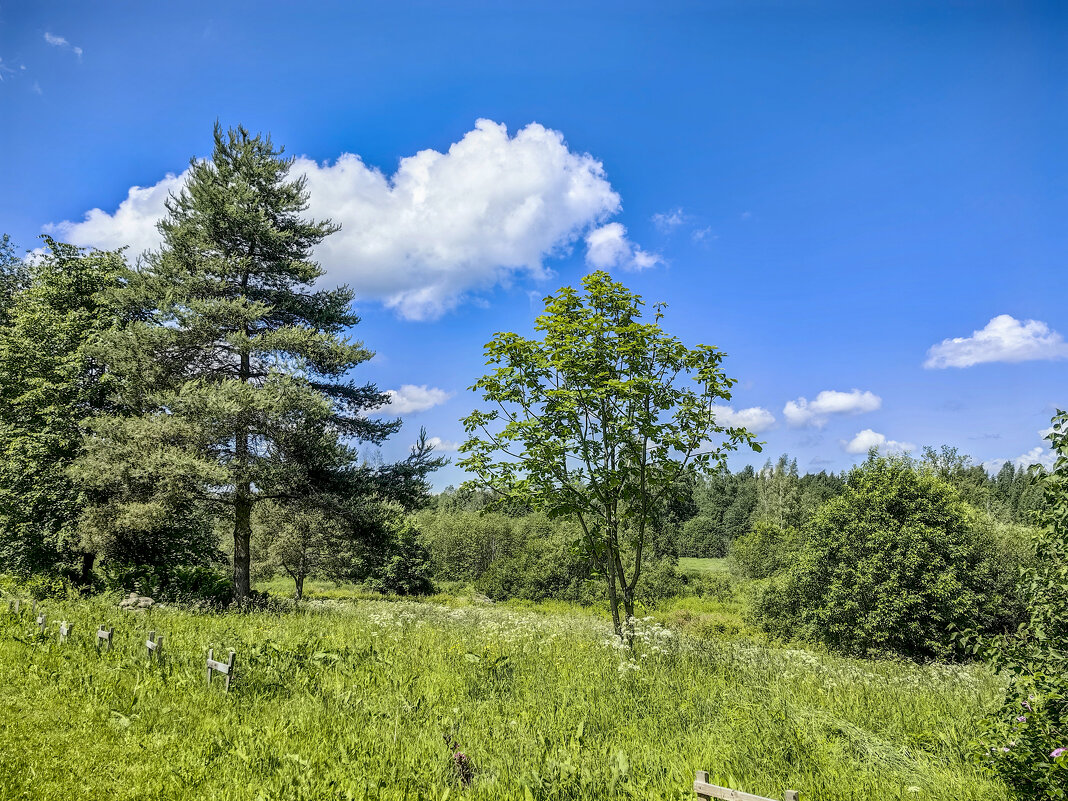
left=459, top=271, right=759, bottom=638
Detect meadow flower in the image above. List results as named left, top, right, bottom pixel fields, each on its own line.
left=1052, top=748, right=1066, bottom=759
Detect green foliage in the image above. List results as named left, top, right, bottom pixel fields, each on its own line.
left=474, top=519, right=595, bottom=603
left=0, top=590, right=1014, bottom=799
left=974, top=411, right=1068, bottom=798
left=681, top=515, right=729, bottom=558
left=460, top=271, right=758, bottom=636
left=728, top=520, right=802, bottom=580
left=0, top=233, right=27, bottom=326
left=0, top=239, right=126, bottom=578
left=368, top=519, right=434, bottom=596
left=102, top=563, right=233, bottom=606
left=753, top=454, right=1019, bottom=659
left=76, top=124, right=397, bottom=600
left=415, top=509, right=527, bottom=583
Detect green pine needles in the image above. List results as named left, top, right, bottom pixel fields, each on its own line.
left=76, top=124, right=397, bottom=600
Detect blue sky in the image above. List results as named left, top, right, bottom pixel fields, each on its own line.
left=1, top=1, right=1065, bottom=488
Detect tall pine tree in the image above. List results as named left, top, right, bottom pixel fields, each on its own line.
left=81, top=124, right=397, bottom=600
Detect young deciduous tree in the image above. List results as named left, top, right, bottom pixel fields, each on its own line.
left=80, top=124, right=397, bottom=600
left=459, top=271, right=759, bottom=638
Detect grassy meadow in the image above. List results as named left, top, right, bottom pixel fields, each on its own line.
left=0, top=588, right=1012, bottom=801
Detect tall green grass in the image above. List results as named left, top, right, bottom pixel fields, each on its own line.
left=0, top=593, right=1009, bottom=800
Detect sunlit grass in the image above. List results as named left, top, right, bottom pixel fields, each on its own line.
left=0, top=590, right=1009, bottom=801
left=678, top=557, right=728, bottom=574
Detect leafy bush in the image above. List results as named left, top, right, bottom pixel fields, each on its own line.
left=685, top=572, right=735, bottom=603
left=415, top=510, right=525, bottom=583
left=368, top=520, right=434, bottom=596
left=728, top=520, right=802, bottom=580
left=752, top=454, right=1019, bottom=660
left=680, top=515, right=728, bottom=557
left=102, top=563, right=233, bottom=605
left=635, top=559, right=687, bottom=604
left=475, top=525, right=593, bottom=603
left=974, top=413, right=1068, bottom=798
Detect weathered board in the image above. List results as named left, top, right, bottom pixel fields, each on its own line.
left=96, top=625, right=114, bottom=651
left=206, top=648, right=236, bottom=693
left=146, top=630, right=164, bottom=661
left=59, top=621, right=72, bottom=643
left=694, top=771, right=799, bottom=801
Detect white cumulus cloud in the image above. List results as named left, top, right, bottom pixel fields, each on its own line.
left=984, top=447, right=1057, bottom=473
left=425, top=436, right=460, bottom=452
left=584, top=222, right=661, bottom=271
left=382, top=385, right=452, bottom=415
left=924, top=314, right=1068, bottom=368
left=711, top=404, right=776, bottom=433
left=44, top=171, right=188, bottom=258
left=45, top=119, right=658, bottom=320
left=783, top=389, right=882, bottom=428
left=843, top=429, right=915, bottom=455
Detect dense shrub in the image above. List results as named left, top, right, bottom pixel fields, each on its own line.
left=103, top=563, right=233, bottom=605
left=415, top=510, right=524, bottom=583
left=475, top=523, right=593, bottom=602
left=680, top=515, right=729, bottom=557
left=975, top=413, right=1068, bottom=797
left=752, top=455, right=1022, bottom=660
left=367, top=520, right=434, bottom=596
left=728, top=520, right=802, bottom=579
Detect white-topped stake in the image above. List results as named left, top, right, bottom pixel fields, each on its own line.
left=206, top=648, right=236, bottom=693
left=146, top=630, right=164, bottom=661
left=96, top=625, right=113, bottom=651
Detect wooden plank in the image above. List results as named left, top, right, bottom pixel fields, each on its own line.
left=146, top=630, right=163, bottom=660
left=59, top=621, right=72, bottom=643
left=96, top=625, right=113, bottom=651
left=36, top=613, right=46, bottom=635
left=694, top=772, right=796, bottom=801
left=206, top=648, right=236, bottom=692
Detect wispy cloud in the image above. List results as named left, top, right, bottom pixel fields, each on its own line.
left=924, top=315, right=1068, bottom=368
left=651, top=208, right=686, bottom=232
left=44, top=32, right=82, bottom=59
left=425, top=436, right=460, bottom=452
left=585, top=222, right=662, bottom=272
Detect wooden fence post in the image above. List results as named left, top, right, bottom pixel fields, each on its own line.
left=59, top=621, right=72, bottom=643
left=36, top=612, right=46, bottom=636
left=206, top=648, right=236, bottom=693
left=146, top=630, right=164, bottom=662
left=96, top=625, right=113, bottom=651
left=694, top=770, right=800, bottom=801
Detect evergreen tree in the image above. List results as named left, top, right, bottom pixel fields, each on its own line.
left=80, top=124, right=397, bottom=600
left=0, top=240, right=124, bottom=580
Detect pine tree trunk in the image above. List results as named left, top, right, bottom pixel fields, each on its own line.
left=233, top=489, right=252, bottom=601
left=233, top=327, right=253, bottom=602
